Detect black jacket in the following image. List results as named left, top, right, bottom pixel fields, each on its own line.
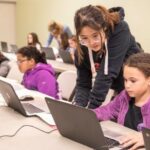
left=74, top=20, right=141, bottom=109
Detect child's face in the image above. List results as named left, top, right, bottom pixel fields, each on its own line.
left=124, top=65, right=150, bottom=99
left=17, top=54, right=35, bottom=73
left=27, top=34, right=33, bottom=44
left=68, top=39, right=77, bottom=49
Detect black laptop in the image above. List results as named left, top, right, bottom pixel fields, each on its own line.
left=59, top=50, right=74, bottom=64
left=142, top=128, right=150, bottom=150
left=45, top=97, right=131, bottom=150
left=10, top=44, right=18, bottom=53
left=41, top=47, right=56, bottom=60
left=0, top=79, right=44, bottom=116
left=0, top=41, right=9, bottom=52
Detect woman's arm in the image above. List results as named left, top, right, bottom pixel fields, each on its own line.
left=46, top=33, right=53, bottom=47
left=92, top=91, right=125, bottom=121
left=36, top=70, right=58, bottom=98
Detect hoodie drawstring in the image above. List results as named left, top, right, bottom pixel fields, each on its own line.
left=104, top=39, right=108, bottom=75
left=88, top=39, right=108, bottom=78
left=88, top=48, right=97, bottom=78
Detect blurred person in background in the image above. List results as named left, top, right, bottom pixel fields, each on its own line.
left=27, top=32, right=42, bottom=51
left=16, top=46, right=59, bottom=99
left=46, top=20, right=72, bottom=51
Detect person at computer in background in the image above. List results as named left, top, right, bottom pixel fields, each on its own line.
left=73, top=5, right=141, bottom=109
left=67, top=35, right=77, bottom=61
left=93, top=52, right=150, bottom=150
left=16, top=46, right=59, bottom=99
left=45, top=21, right=72, bottom=50
left=0, top=52, right=10, bottom=77
left=27, top=32, right=42, bottom=51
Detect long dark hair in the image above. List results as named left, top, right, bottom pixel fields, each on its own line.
left=60, top=32, right=69, bottom=50
left=17, top=46, right=47, bottom=64
left=74, top=5, right=120, bottom=63
left=27, top=32, right=42, bottom=47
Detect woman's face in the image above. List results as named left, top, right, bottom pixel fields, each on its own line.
left=79, top=26, right=105, bottom=52
left=17, top=54, right=35, bottom=73
left=27, top=34, right=33, bottom=44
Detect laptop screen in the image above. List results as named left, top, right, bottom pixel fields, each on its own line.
left=45, top=97, right=109, bottom=149
left=1, top=41, right=8, bottom=52
left=59, top=50, right=74, bottom=64
left=0, top=79, right=26, bottom=115
left=142, top=127, right=150, bottom=149
left=41, top=47, right=56, bottom=60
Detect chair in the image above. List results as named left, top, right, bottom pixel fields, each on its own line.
left=6, top=61, right=23, bottom=83
left=57, top=70, right=77, bottom=101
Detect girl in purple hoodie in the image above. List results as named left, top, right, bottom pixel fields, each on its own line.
left=16, top=46, right=59, bottom=99
left=93, top=53, right=150, bottom=149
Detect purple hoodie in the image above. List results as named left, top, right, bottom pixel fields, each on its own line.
left=22, top=63, right=59, bottom=99
left=93, top=90, right=150, bottom=131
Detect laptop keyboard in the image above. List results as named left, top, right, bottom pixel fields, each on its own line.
left=22, top=103, right=43, bottom=114
left=105, top=137, right=130, bottom=150
left=105, top=137, right=120, bottom=148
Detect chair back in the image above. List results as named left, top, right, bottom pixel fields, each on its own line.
left=57, top=70, right=77, bottom=101
left=7, top=61, right=23, bottom=83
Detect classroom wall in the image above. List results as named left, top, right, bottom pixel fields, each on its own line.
left=0, top=0, right=16, bottom=44
left=16, top=0, right=150, bottom=52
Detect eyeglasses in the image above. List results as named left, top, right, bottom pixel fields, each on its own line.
left=79, top=32, right=101, bottom=46
left=17, top=59, right=28, bottom=65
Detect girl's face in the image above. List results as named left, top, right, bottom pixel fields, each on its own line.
left=68, top=39, right=77, bottom=49
left=124, top=65, right=150, bottom=100
left=79, top=26, right=105, bottom=52
left=27, top=34, right=33, bottom=44
left=17, top=54, right=35, bottom=73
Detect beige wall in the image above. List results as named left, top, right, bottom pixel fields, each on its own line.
left=16, top=0, right=150, bottom=52
left=0, top=0, right=16, bottom=44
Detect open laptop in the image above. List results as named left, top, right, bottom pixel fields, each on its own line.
left=10, top=44, right=18, bottom=53
left=0, top=41, right=9, bottom=52
left=45, top=97, right=137, bottom=150
left=41, top=47, right=56, bottom=60
left=142, top=128, right=150, bottom=150
left=0, top=79, right=44, bottom=116
left=59, top=50, right=74, bottom=64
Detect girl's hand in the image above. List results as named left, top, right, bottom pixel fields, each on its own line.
left=119, top=132, right=144, bottom=150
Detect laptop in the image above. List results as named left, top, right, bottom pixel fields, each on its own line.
left=142, top=128, right=150, bottom=150
left=0, top=41, right=9, bottom=52
left=59, top=50, right=74, bottom=64
left=10, top=44, right=18, bottom=53
left=45, top=97, right=136, bottom=149
left=41, top=47, right=56, bottom=60
left=0, top=79, right=44, bottom=116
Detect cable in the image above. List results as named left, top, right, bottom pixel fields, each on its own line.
left=0, top=125, right=57, bottom=138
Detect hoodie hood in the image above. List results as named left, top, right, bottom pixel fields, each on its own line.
left=22, top=62, right=59, bottom=99
left=109, top=7, right=125, bottom=20
left=25, top=63, right=55, bottom=76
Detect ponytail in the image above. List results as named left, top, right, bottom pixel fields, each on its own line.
left=95, top=5, right=120, bottom=32
left=17, top=46, right=47, bottom=64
